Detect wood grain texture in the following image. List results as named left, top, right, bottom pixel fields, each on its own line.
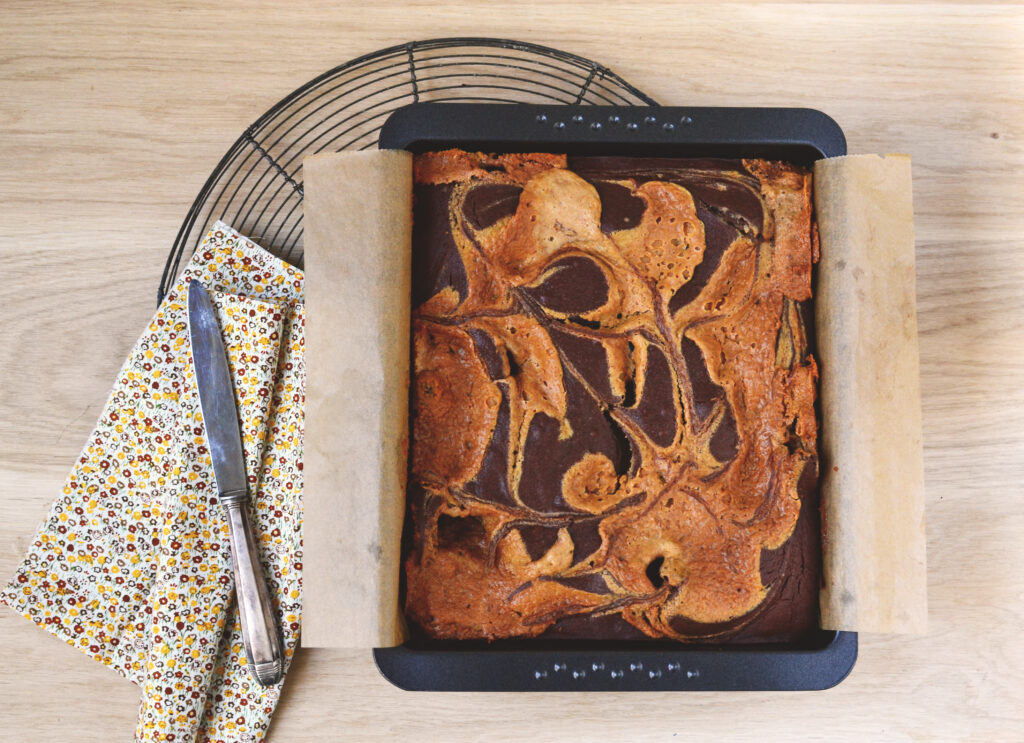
left=1, top=2, right=1022, bottom=741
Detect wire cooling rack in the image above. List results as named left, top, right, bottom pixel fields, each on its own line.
left=158, top=37, right=657, bottom=302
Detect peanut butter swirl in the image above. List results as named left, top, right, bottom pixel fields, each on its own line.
left=405, top=150, right=819, bottom=641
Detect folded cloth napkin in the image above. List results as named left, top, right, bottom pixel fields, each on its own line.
left=2, top=222, right=305, bottom=743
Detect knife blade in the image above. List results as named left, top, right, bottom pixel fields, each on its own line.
left=187, top=279, right=284, bottom=687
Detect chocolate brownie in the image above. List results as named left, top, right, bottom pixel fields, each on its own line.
left=404, top=150, right=820, bottom=642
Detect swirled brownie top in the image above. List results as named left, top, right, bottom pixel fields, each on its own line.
left=404, top=151, right=820, bottom=642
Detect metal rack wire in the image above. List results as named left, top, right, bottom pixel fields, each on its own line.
left=158, top=38, right=657, bottom=302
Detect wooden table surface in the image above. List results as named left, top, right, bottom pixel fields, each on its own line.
left=2, top=2, right=1022, bottom=741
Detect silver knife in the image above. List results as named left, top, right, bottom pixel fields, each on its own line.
left=187, top=279, right=284, bottom=687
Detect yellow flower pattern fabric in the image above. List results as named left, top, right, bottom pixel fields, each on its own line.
left=1, top=223, right=305, bottom=743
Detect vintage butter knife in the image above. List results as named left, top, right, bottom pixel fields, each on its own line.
left=187, top=280, right=284, bottom=686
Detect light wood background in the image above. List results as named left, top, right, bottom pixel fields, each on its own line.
left=2, top=2, right=1022, bottom=741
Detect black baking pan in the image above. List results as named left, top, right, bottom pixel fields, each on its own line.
left=373, top=103, right=855, bottom=692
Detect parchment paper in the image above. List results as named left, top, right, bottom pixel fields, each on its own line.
left=301, top=150, right=412, bottom=648
left=301, top=151, right=927, bottom=647
left=815, top=154, right=928, bottom=634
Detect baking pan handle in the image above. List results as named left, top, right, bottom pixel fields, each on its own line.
left=379, top=103, right=846, bottom=161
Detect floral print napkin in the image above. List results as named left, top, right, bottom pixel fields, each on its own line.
left=1, top=222, right=305, bottom=743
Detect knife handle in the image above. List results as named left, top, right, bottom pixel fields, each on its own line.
left=222, top=490, right=284, bottom=686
